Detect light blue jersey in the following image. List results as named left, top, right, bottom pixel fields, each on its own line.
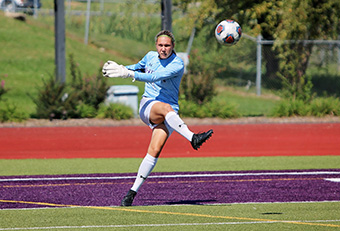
left=126, top=51, right=184, bottom=112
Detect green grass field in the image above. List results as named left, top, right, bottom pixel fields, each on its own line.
left=1, top=156, right=340, bottom=176
left=1, top=156, right=340, bottom=230
left=1, top=202, right=339, bottom=230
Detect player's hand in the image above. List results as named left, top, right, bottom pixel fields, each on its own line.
left=102, top=60, right=118, bottom=71
left=102, top=60, right=119, bottom=77
left=102, top=61, right=135, bottom=79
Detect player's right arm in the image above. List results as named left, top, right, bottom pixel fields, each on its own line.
left=125, top=53, right=148, bottom=72
left=102, top=53, right=148, bottom=79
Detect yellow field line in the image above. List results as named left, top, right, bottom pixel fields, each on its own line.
left=0, top=177, right=323, bottom=188
left=1, top=182, right=128, bottom=188
left=1, top=199, right=339, bottom=228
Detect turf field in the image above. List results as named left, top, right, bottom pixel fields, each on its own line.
left=0, top=123, right=340, bottom=230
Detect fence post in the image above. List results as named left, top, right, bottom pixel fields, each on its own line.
left=338, top=44, right=340, bottom=73
left=84, top=0, right=91, bottom=45
left=161, top=0, right=172, bottom=31
left=33, top=0, right=38, bottom=18
left=256, top=35, right=262, bottom=96
left=67, top=0, right=71, bottom=15
left=100, top=0, right=104, bottom=13
left=54, top=0, right=66, bottom=83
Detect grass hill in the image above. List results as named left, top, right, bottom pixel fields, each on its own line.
left=0, top=12, right=278, bottom=118
left=0, top=12, right=151, bottom=116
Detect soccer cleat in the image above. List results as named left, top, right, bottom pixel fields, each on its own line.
left=121, top=189, right=137, bottom=206
left=191, top=129, right=213, bottom=150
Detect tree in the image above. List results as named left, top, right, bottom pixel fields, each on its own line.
left=177, top=0, right=340, bottom=98
left=273, top=0, right=340, bottom=100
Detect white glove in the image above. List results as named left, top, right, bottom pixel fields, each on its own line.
left=102, top=61, right=135, bottom=80
left=102, top=60, right=118, bottom=71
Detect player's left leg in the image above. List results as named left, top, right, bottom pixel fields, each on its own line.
left=150, top=102, right=194, bottom=141
left=150, top=102, right=213, bottom=150
left=121, top=124, right=169, bottom=206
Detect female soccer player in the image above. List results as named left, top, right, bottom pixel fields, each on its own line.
left=102, top=30, right=213, bottom=206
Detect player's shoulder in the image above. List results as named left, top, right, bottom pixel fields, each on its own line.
left=146, top=51, right=158, bottom=58
left=171, top=53, right=184, bottom=69
left=174, top=53, right=184, bottom=65
left=143, top=51, right=158, bottom=63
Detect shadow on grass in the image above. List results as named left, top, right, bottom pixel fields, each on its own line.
left=165, top=200, right=217, bottom=205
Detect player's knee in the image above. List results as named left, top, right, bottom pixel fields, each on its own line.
left=162, top=103, right=174, bottom=114
left=148, top=145, right=162, bottom=156
left=150, top=102, right=174, bottom=122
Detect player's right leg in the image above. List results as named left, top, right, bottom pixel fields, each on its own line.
left=121, top=99, right=170, bottom=206
left=121, top=124, right=169, bottom=206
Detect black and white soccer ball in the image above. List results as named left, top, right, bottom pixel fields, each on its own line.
left=215, top=19, right=242, bottom=46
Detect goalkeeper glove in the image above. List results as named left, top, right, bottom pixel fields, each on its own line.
left=102, top=61, right=135, bottom=80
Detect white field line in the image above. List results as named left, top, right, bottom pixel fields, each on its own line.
left=325, top=178, right=340, bottom=182
left=1, top=171, right=340, bottom=182
left=0, top=220, right=340, bottom=230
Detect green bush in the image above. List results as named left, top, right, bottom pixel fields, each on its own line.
left=0, top=80, right=8, bottom=100
left=0, top=100, right=28, bottom=122
left=272, top=97, right=340, bottom=117
left=96, top=103, right=134, bottom=120
left=32, top=55, right=109, bottom=120
left=76, top=103, right=97, bottom=118
left=180, top=49, right=216, bottom=104
left=271, top=99, right=309, bottom=117
left=31, top=74, right=78, bottom=120
left=205, top=101, right=240, bottom=118
left=309, top=97, right=340, bottom=117
left=279, top=74, right=315, bottom=103
left=0, top=80, right=28, bottom=122
left=69, top=54, right=108, bottom=110
left=179, top=98, right=239, bottom=118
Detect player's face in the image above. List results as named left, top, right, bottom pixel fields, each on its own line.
left=156, top=36, right=174, bottom=59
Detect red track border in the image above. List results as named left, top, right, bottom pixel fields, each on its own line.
left=1, top=123, right=340, bottom=159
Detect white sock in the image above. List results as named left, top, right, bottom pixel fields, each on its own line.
left=165, top=111, right=194, bottom=141
left=131, top=154, right=158, bottom=192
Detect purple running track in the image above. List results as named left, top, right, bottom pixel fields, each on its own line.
left=0, top=169, right=339, bottom=209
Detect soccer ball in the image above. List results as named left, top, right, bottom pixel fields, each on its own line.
left=215, top=19, right=242, bottom=46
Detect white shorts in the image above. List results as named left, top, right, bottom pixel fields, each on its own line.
left=139, top=97, right=174, bottom=135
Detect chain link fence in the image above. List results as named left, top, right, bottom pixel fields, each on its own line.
left=245, top=34, right=340, bottom=97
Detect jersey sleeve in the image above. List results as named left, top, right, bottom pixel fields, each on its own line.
left=125, top=53, right=148, bottom=72
left=134, top=59, right=184, bottom=83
